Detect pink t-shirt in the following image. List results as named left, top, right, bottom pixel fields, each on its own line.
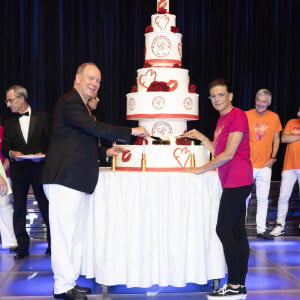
left=214, top=107, right=253, bottom=188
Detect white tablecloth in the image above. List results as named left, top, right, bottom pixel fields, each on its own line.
left=82, top=170, right=226, bottom=288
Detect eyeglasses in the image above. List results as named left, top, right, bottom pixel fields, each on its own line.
left=208, top=93, right=227, bottom=100
left=4, top=96, right=19, bottom=104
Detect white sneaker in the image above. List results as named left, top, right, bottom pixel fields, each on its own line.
left=270, top=224, right=285, bottom=236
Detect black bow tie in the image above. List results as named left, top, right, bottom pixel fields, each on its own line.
left=18, top=111, right=30, bottom=117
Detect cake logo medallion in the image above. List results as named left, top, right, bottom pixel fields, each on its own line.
left=127, top=98, right=135, bottom=112
left=151, top=36, right=172, bottom=57
left=155, top=15, right=169, bottom=31
left=178, top=42, right=182, bottom=58
left=183, top=97, right=193, bottom=110
left=139, top=69, right=157, bottom=88
left=152, top=96, right=166, bottom=110
left=173, top=147, right=191, bottom=168
left=152, top=121, right=172, bottom=137
left=122, top=150, right=132, bottom=162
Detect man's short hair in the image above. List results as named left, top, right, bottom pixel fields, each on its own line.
left=256, top=88, right=272, bottom=103
left=7, top=85, right=28, bottom=101
left=76, top=62, right=98, bottom=75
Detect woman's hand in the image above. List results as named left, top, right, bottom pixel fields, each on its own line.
left=184, top=129, right=207, bottom=142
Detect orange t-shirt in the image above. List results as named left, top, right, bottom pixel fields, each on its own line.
left=246, top=109, right=282, bottom=168
left=282, top=118, right=300, bottom=170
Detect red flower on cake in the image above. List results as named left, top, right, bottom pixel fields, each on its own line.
left=171, top=26, right=179, bottom=33
left=147, top=81, right=170, bottom=92
left=143, top=63, right=151, bottom=68
left=173, top=64, right=180, bottom=68
left=145, top=26, right=153, bottom=33
left=131, top=85, right=137, bottom=92
left=157, top=7, right=167, bottom=14
left=189, top=84, right=197, bottom=93
left=135, top=137, right=149, bottom=145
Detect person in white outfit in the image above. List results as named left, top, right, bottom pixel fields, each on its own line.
left=0, top=124, right=17, bottom=250
left=245, top=89, right=282, bottom=240
left=271, top=106, right=300, bottom=236
left=0, top=177, right=17, bottom=250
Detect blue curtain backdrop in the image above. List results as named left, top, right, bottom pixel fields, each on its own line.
left=0, top=0, right=299, bottom=179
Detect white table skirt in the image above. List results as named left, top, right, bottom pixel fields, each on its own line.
left=82, top=169, right=226, bottom=288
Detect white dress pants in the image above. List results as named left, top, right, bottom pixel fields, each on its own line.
left=246, top=167, right=272, bottom=233
left=0, top=178, right=17, bottom=248
left=43, top=184, right=90, bottom=294
left=276, top=169, right=300, bottom=227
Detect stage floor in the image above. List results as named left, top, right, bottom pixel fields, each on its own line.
left=0, top=237, right=300, bottom=300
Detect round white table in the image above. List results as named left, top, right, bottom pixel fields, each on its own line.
left=82, top=169, right=226, bottom=288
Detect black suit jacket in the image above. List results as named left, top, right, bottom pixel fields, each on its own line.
left=1, top=110, right=50, bottom=161
left=42, top=88, right=132, bottom=194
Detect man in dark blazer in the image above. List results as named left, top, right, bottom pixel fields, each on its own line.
left=2, top=85, right=51, bottom=259
left=42, top=62, right=148, bottom=300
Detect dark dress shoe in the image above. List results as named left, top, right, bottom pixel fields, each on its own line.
left=54, top=287, right=87, bottom=300
left=45, top=247, right=51, bottom=256
left=14, top=252, right=29, bottom=260
left=74, top=285, right=91, bottom=294
left=257, top=231, right=274, bottom=240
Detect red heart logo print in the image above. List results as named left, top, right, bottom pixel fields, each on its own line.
left=173, top=147, right=191, bottom=168
left=178, top=43, right=182, bottom=58
left=139, top=69, right=157, bottom=88
left=155, top=15, right=169, bottom=31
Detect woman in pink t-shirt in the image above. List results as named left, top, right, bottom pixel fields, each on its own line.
left=184, top=79, right=253, bottom=299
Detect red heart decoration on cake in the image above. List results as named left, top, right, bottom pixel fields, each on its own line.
left=173, top=147, right=191, bottom=168
left=178, top=43, right=182, bottom=58
left=167, top=80, right=178, bottom=91
left=155, top=15, right=169, bottom=31
left=139, top=69, right=157, bottom=88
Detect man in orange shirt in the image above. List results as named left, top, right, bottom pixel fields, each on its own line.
left=246, top=89, right=282, bottom=239
left=270, top=106, right=300, bottom=236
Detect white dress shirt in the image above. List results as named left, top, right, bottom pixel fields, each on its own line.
left=18, top=106, right=31, bottom=143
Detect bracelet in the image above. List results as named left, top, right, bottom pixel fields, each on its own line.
left=271, top=156, right=277, bottom=160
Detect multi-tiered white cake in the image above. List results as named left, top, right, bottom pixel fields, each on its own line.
left=116, top=0, right=210, bottom=171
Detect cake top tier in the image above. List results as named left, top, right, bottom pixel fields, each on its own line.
left=157, top=0, right=169, bottom=13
